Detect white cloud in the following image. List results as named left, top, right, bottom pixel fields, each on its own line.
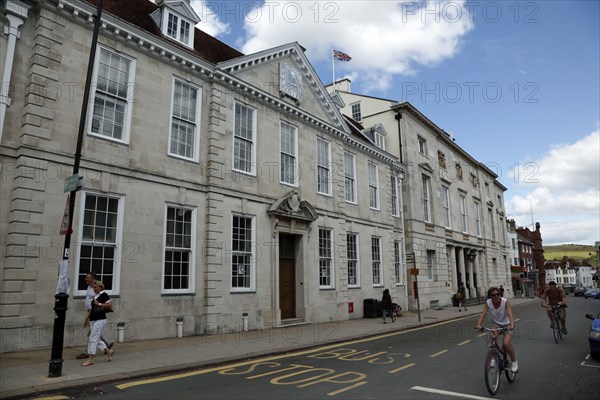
left=508, top=129, right=600, bottom=245
left=239, top=1, right=473, bottom=92
left=191, top=0, right=231, bottom=37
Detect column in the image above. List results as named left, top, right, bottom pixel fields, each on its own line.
left=457, top=247, right=466, bottom=297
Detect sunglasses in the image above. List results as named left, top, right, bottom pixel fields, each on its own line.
left=491, top=293, right=500, bottom=297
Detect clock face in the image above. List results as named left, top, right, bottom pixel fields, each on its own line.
left=280, top=62, right=302, bottom=102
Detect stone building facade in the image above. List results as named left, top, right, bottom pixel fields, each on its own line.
left=326, top=79, right=511, bottom=310
left=0, top=0, right=405, bottom=352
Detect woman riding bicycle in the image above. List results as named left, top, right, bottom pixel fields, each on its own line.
left=475, top=287, right=518, bottom=373
left=541, top=281, right=567, bottom=334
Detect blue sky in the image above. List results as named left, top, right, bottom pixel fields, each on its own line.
left=190, top=0, right=600, bottom=246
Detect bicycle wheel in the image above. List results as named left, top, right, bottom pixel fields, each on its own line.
left=484, top=351, right=500, bottom=395
left=555, top=314, right=563, bottom=341
left=552, top=315, right=559, bottom=344
left=504, top=351, right=516, bottom=383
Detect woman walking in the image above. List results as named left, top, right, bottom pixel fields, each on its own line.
left=82, top=280, right=114, bottom=366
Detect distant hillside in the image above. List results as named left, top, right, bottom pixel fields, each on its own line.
left=543, top=244, right=598, bottom=268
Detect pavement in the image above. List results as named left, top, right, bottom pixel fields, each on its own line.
left=0, top=297, right=539, bottom=399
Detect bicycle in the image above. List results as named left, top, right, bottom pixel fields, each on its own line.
left=547, top=304, right=566, bottom=343
left=477, top=327, right=516, bottom=395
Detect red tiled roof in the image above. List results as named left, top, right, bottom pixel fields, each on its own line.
left=86, top=0, right=243, bottom=64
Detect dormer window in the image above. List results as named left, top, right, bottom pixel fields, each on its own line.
left=167, top=12, right=191, bottom=45
left=152, top=1, right=201, bottom=49
left=374, top=132, right=385, bottom=150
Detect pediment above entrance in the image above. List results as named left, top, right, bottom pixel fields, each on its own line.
left=419, top=162, right=435, bottom=173
left=268, top=190, right=318, bottom=222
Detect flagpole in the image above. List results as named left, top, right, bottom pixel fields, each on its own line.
left=331, top=49, right=335, bottom=90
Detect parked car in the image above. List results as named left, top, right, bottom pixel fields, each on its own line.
left=574, top=286, right=588, bottom=297
left=585, top=311, right=600, bottom=360
left=584, top=289, right=600, bottom=299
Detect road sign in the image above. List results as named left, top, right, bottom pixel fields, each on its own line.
left=410, top=268, right=420, bottom=275
left=406, top=252, right=415, bottom=263
left=63, top=174, right=80, bottom=193
left=59, top=195, right=72, bottom=235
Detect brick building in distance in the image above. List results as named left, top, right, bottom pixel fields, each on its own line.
left=516, top=222, right=545, bottom=296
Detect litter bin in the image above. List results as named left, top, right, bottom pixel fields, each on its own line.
left=364, top=298, right=379, bottom=318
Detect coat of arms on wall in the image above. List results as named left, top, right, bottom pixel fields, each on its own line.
left=279, top=62, right=302, bottom=102
left=267, top=190, right=317, bottom=223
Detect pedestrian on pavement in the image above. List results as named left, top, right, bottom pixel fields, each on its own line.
left=78, top=272, right=112, bottom=359
left=499, top=285, right=505, bottom=297
left=82, top=280, right=114, bottom=366
left=475, top=286, right=518, bottom=373
left=381, top=289, right=395, bottom=323
left=457, top=282, right=467, bottom=311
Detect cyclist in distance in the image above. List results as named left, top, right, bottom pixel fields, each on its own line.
left=541, top=281, right=568, bottom=334
left=475, top=287, right=518, bottom=372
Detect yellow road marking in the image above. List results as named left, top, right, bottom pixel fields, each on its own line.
left=26, top=397, right=69, bottom=400
left=388, top=362, right=416, bottom=373
left=327, top=380, right=368, bottom=396
left=117, top=318, right=464, bottom=390
left=458, top=339, right=471, bottom=346
left=430, top=349, right=448, bottom=357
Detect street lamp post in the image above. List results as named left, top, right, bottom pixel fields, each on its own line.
left=48, top=0, right=104, bottom=378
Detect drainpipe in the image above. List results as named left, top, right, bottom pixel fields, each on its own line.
left=0, top=0, right=30, bottom=143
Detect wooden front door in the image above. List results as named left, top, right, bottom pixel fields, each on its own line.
left=279, top=234, right=296, bottom=320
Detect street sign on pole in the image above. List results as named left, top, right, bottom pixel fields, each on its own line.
left=59, top=195, right=72, bottom=235
left=63, top=174, right=80, bottom=193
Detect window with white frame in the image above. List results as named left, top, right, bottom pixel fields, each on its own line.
left=233, top=102, right=256, bottom=174
left=488, top=208, right=496, bottom=240
left=427, top=250, right=435, bottom=280
left=372, top=236, right=382, bottom=286
left=344, top=152, right=357, bottom=203
left=231, top=215, right=255, bottom=291
left=168, top=79, right=200, bottom=161
left=374, top=132, right=385, bottom=150
left=418, top=135, right=427, bottom=155
left=368, top=162, right=379, bottom=210
left=422, top=175, right=431, bottom=222
left=90, top=47, right=135, bottom=143
left=280, top=121, right=298, bottom=185
left=347, top=233, right=359, bottom=287
left=163, top=206, right=195, bottom=292
left=394, top=240, right=403, bottom=285
left=442, top=186, right=451, bottom=228
left=166, top=12, right=192, bottom=47
left=317, top=138, right=331, bottom=195
left=474, top=200, right=481, bottom=236
left=77, top=193, right=123, bottom=292
left=391, top=175, right=401, bottom=217
left=351, top=102, right=362, bottom=121
left=460, top=194, right=468, bottom=233
left=319, top=228, right=333, bottom=288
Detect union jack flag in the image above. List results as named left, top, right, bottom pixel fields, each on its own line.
left=333, top=49, right=352, bottom=62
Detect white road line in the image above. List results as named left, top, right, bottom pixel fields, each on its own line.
left=580, top=354, right=600, bottom=368
left=412, top=385, right=497, bottom=399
